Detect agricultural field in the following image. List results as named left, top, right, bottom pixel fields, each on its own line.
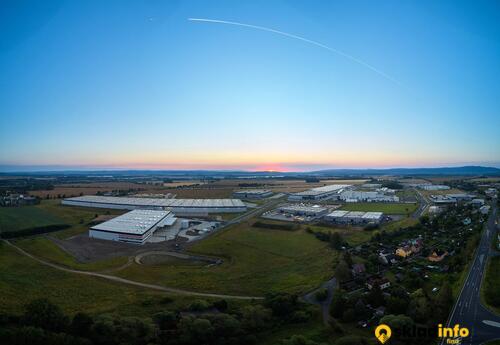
left=0, top=205, right=64, bottom=232
left=0, top=242, right=206, bottom=317
left=340, top=202, right=418, bottom=215
left=0, top=199, right=124, bottom=238
left=115, top=220, right=338, bottom=296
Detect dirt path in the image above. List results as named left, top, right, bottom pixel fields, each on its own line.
left=302, top=277, right=337, bottom=325
left=3, top=239, right=263, bottom=300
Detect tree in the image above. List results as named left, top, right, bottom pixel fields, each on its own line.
left=240, top=305, right=272, bottom=332
left=177, top=317, right=214, bottom=345
left=366, top=285, right=385, bottom=307
left=281, top=334, right=319, bottom=345
left=264, top=292, right=299, bottom=317
left=335, top=260, right=352, bottom=282
left=343, top=251, right=353, bottom=268
left=71, top=312, right=93, bottom=337
left=23, top=299, right=69, bottom=333
left=330, top=290, right=346, bottom=318
left=435, top=281, right=453, bottom=323
left=330, top=232, right=343, bottom=250
left=153, top=311, right=178, bottom=330
left=334, top=335, right=369, bottom=345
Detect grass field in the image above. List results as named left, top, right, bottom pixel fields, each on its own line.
left=0, top=205, right=65, bottom=232
left=0, top=242, right=211, bottom=317
left=340, top=202, right=418, bottom=215
left=0, top=199, right=125, bottom=238
left=14, top=237, right=129, bottom=272
left=116, top=221, right=338, bottom=296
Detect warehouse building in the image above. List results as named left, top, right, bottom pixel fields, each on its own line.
left=324, top=210, right=384, bottom=224
left=418, top=184, right=450, bottom=191
left=233, top=189, right=273, bottom=199
left=339, top=191, right=399, bottom=203
left=62, top=195, right=247, bottom=214
left=89, top=209, right=176, bottom=245
left=288, top=184, right=351, bottom=201
left=278, top=204, right=329, bottom=217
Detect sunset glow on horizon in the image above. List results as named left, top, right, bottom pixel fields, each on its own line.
left=1, top=0, right=499, bottom=171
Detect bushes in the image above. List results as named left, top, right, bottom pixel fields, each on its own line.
left=252, top=221, right=299, bottom=231
left=1, top=224, right=70, bottom=239
left=314, top=288, right=328, bottom=302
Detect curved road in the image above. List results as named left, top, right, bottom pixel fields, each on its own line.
left=3, top=239, right=263, bottom=301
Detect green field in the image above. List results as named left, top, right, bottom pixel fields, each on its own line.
left=340, top=202, right=418, bottom=215
left=0, top=242, right=208, bottom=317
left=116, top=221, right=338, bottom=296
left=0, top=200, right=124, bottom=238
left=0, top=205, right=65, bottom=232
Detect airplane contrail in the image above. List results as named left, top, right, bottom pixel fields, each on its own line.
left=188, top=17, right=400, bottom=85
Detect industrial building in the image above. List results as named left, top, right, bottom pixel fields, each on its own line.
left=288, top=184, right=351, bottom=201
left=418, top=184, right=450, bottom=191
left=62, top=195, right=247, bottom=214
left=233, top=189, right=273, bottom=199
left=278, top=204, right=329, bottom=217
left=339, top=191, right=399, bottom=203
left=430, top=193, right=474, bottom=204
left=324, top=210, right=384, bottom=224
left=89, top=209, right=176, bottom=245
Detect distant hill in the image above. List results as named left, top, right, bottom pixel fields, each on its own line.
left=309, top=166, right=500, bottom=176
left=0, top=165, right=499, bottom=177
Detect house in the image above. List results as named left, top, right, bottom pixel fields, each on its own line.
left=367, top=278, right=391, bottom=290
left=396, top=246, right=413, bottom=258
left=428, top=249, right=448, bottom=262
left=480, top=206, right=490, bottom=215
left=351, top=263, right=366, bottom=276
left=379, top=253, right=397, bottom=265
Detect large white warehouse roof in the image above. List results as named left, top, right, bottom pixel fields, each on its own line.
left=293, top=184, right=351, bottom=197
left=63, top=195, right=246, bottom=208
left=91, top=209, right=171, bottom=235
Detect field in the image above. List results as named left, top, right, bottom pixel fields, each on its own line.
left=0, top=205, right=65, bottom=232
left=0, top=200, right=125, bottom=239
left=0, top=242, right=209, bottom=317
left=115, top=220, right=338, bottom=296
left=340, top=202, right=418, bottom=215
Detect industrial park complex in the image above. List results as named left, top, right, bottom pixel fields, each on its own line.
left=58, top=180, right=494, bottom=246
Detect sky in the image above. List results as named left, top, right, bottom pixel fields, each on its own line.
left=1, top=0, right=499, bottom=172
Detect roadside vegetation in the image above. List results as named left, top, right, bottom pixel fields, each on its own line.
left=483, top=256, right=500, bottom=314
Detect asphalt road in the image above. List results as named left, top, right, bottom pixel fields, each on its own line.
left=443, top=200, right=500, bottom=345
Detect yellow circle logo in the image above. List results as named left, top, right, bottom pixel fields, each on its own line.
left=375, top=324, right=392, bottom=344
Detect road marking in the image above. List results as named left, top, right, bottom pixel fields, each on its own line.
left=483, top=320, right=500, bottom=328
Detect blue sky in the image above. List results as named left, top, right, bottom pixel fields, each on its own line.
left=1, top=0, right=499, bottom=171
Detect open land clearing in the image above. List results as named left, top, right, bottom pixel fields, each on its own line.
left=0, top=241, right=223, bottom=317
left=114, top=221, right=338, bottom=296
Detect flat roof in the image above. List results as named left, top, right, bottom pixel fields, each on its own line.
left=362, top=212, right=384, bottom=219
left=279, top=205, right=327, bottom=213
left=345, top=211, right=366, bottom=218
left=234, top=189, right=272, bottom=194
left=91, top=209, right=171, bottom=235
left=326, top=210, right=350, bottom=217
left=293, top=184, right=351, bottom=196
left=64, top=195, right=246, bottom=208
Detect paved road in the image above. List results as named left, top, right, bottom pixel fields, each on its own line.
left=302, top=277, right=337, bottom=325
left=3, top=239, right=263, bottom=301
left=443, top=200, right=500, bottom=345
left=413, top=188, right=430, bottom=219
